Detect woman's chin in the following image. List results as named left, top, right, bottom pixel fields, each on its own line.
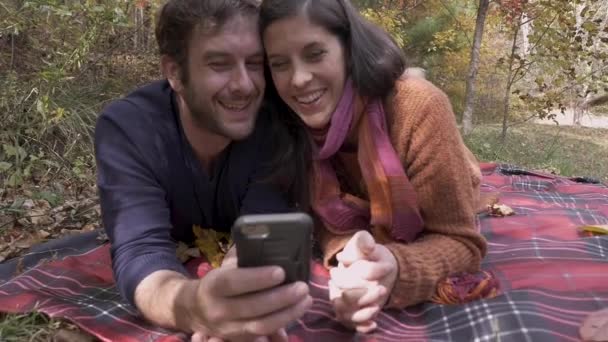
left=299, top=113, right=331, bottom=131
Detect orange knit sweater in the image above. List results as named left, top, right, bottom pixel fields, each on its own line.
left=316, top=76, right=488, bottom=309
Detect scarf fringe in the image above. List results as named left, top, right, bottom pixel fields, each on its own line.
left=432, top=270, right=501, bottom=305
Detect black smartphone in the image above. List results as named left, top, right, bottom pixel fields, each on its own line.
left=232, top=212, right=312, bottom=284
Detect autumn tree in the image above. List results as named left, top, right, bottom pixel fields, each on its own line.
left=497, top=0, right=608, bottom=140
left=462, top=0, right=491, bottom=135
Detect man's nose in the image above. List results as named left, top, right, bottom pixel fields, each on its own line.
left=228, top=64, right=255, bottom=95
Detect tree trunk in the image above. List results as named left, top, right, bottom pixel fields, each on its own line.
left=461, top=0, right=490, bottom=135
left=521, top=12, right=531, bottom=56
left=501, top=23, right=521, bottom=142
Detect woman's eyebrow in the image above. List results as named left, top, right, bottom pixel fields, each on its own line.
left=267, top=42, right=321, bottom=59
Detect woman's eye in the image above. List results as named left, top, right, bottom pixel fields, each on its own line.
left=270, top=60, right=288, bottom=70
left=308, top=50, right=326, bottom=60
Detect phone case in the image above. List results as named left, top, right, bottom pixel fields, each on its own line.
left=232, top=213, right=312, bottom=284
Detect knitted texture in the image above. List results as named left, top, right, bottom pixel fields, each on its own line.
left=317, top=77, right=488, bottom=309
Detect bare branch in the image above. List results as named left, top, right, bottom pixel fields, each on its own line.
left=10, top=33, right=15, bottom=70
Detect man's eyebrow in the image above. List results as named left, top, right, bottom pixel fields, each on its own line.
left=203, top=50, right=264, bottom=60
left=202, top=51, right=231, bottom=60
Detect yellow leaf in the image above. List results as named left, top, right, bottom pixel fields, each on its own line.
left=580, top=225, right=608, bottom=235
left=193, top=225, right=232, bottom=268
left=193, top=224, right=205, bottom=239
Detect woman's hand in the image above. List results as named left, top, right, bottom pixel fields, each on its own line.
left=328, top=231, right=398, bottom=333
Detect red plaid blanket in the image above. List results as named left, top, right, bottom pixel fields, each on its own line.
left=1, top=163, right=607, bottom=341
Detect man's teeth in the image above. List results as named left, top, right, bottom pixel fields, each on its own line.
left=296, top=90, right=324, bottom=104
left=220, top=101, right=249, bottom=111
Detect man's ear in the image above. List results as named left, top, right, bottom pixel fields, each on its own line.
left=161, top=55, right=184, bottom=93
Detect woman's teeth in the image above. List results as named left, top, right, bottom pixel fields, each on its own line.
left=296, top=90, right=324, bottom=105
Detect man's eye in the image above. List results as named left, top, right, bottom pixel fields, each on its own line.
left=209, top=62, right=231, bottom=70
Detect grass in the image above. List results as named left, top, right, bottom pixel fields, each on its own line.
left=0, top=312, right=62, bottom=341
left=464, top=123, right=608, bottom=183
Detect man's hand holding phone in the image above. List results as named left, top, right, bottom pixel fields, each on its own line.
left=190, top=213, right=313, bottom=342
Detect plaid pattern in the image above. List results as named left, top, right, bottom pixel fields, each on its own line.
left=0, top=163, right=607, bottom=341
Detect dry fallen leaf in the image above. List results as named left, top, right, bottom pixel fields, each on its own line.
left=487, top=204, right=515, bottom=217
left=14, top=233, right=39, bottom=249
left=36, top=199, right=51, bottom=210
left=580, top=225, right=608, bottom=236
left=193, top=225, right=232, bottom=268
left=37, top=230, right=51, bottom=239
left=30, top=208, right=54, bottom=226
left=81, top=223, right=97, bottom=232
left=0, top=244, right=17, bottom=263
left=17, top=217, right=31, bottom=226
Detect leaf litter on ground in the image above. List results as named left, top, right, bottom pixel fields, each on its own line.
left=0, top=176, right=102, bottom=341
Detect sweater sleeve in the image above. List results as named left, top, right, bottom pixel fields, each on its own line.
left=382, top=78, right=487, bottom=309
left=95, top=109, right=189, bottom=307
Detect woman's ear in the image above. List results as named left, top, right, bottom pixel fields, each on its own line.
left=161, top=55, right=184, bottom=93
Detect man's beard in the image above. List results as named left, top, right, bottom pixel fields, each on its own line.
left=180, top=80, right=260, bottom=141
left=182, top=85, right=231, bottom=139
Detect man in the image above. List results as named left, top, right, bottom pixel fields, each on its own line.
left=94, top=0, right=311, bottom=340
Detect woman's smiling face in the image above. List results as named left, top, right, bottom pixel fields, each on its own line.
left=263, top=14, right=347, bottom=130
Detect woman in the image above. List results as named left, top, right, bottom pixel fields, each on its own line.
left=260, top=0, right=488, bottom=333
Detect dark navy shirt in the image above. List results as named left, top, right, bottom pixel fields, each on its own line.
left=95, top=80, right=290, bottom=306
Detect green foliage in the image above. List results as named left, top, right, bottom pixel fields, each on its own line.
left=0, top=0, right=161, bottom=187
left=406, top=16, right=447, bottom=52
left=361, top=7, right=408, bottom=47
left=497, top=0, right=608, bottom=122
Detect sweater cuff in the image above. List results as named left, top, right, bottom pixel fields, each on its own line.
left=383, top=242, right=437, bottom=309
